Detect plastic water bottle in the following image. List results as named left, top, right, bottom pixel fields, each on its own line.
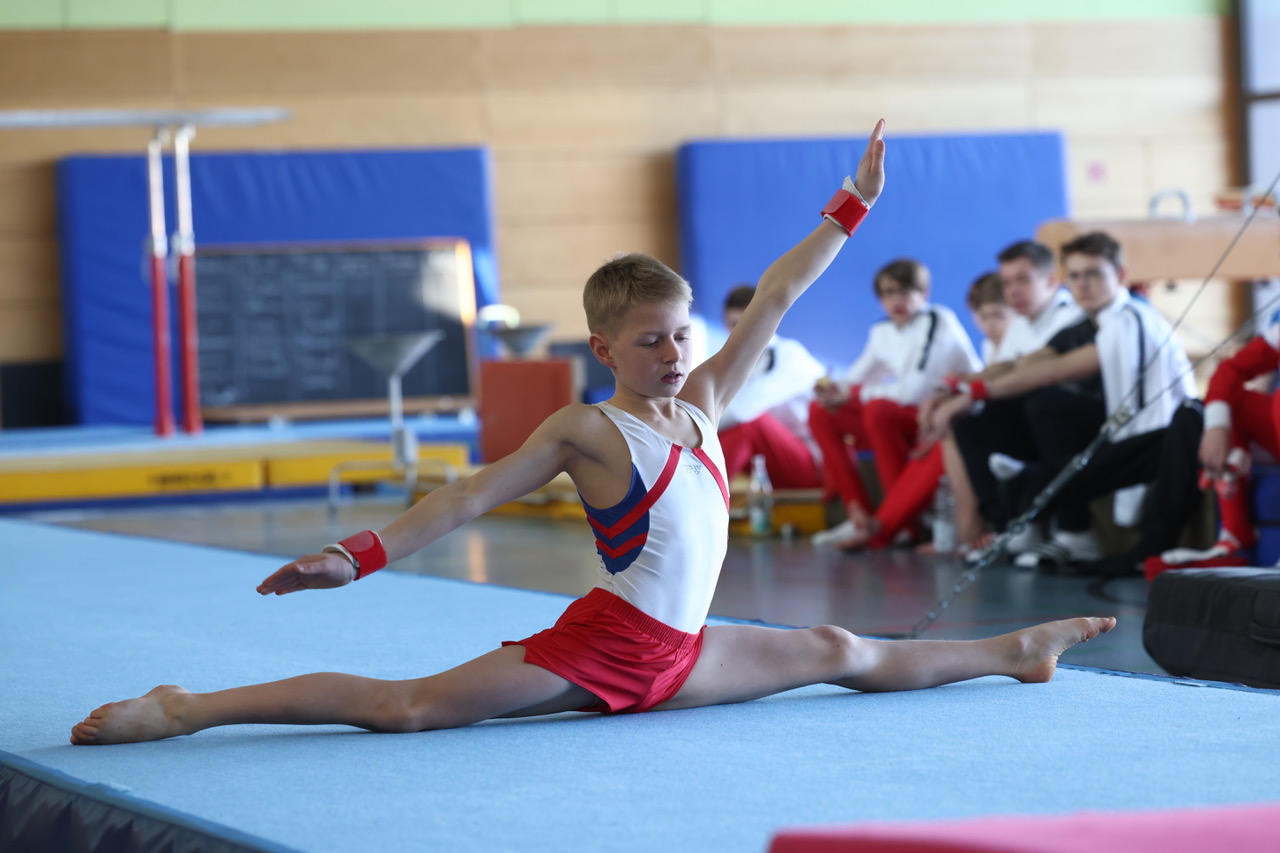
left=932, top=475, right=957, bottom=555
left=748, top=454, right=774, bottom=537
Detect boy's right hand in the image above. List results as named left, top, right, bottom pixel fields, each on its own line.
left=257, top=553, right=357, bottom=596
left=854, top=119, right=887, bottom=207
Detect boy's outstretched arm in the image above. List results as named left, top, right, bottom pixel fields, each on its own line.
left=686, top=119, right=885, bottom=422
left=256, top=405, right=598, bottom=595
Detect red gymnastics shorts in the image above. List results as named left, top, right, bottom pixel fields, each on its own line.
left=503, top=587, right=705, bottom=714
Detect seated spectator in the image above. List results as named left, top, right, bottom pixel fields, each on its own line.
left=811, top=259, right=982, bottom=545
left=923, top=240, right=1088, bottom=551
left=717, top=284, right=827, bottom=489
left=834, top=271, right=1016, bottom=551
left=1145, top=312, right=1280, bottom=573
left=924, top=231, right=1202, bottom=575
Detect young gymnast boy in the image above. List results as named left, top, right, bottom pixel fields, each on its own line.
left=71, top=121, right=1113, bottom=746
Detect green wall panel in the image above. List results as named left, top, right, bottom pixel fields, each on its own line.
left=1, top=0, right=1228, bottom=31
left=0, top=0, right=63, bottom=29
left=172, top=0, right=518, bottom=30
left=613, top=0, right=709, bottom=24
left=707, top=0, right=1226, bottom=23
left=518, top=0, right=608, bottom=24
left=67, top=0, right=168, bottom=28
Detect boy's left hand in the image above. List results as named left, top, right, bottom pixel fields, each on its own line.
left=854, top=119, right=887, bottom=206
left=257, top=552, right=357, bottom=596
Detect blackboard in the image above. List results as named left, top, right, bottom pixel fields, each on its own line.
left=195, top=240, right=476, bottom=409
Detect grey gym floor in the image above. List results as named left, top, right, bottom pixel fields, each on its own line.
left=20, top=494, right=1158, bottom=674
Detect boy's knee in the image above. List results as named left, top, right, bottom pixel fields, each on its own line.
left=368, top=688, right=442, bottom=733
left=808, top=624, right=865, bottom=669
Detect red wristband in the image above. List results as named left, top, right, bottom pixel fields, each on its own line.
left=341, top=529, right=388, bottom=580
left=821, top=189, right=870, bottom=236
left=968, top=379, right=989, bottom=402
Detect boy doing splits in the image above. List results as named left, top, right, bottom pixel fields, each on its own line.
left=72, top=122, right=1112, bottom=747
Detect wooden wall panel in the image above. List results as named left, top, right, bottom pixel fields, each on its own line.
left=482, top=26, right=712, bottom=89
left=0, top=239, right=58, bottom=301
left=498, top=218, right=679, bottom=286
left=1030, top=18, right=1224, bottom=78
left=710, top=24, right=1032, bottom=80
left=1147, top=137, right=1233, bottom=213
left=1031, top=78, right=1223, bottom=140
left=0, top=162, right=56, bottom=237
left=0, top=18, right=1236, bottom=396
left=492, top=151, right=676, bottom=223
left=0, top=31, right=173, bottom=102
left=721, top=80, right=1029, bottom=136
left=0, top=302, right=62, bottom=361
left=483, top=88, right=719, bottom=152
left=179, top=94, right=489, bottom=149
left=175, top=32, right=486, bottom=96
left=1064, top=141, right=1151, bottom=218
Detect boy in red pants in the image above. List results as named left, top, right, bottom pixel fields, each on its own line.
left=810, top=259, right=982, bottom=546
left=831, top=272, right=1015, bottom=551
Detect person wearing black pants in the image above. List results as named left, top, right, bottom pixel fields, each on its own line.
left=1009, top=400, right=1204, bottom=575
left=923, top=231, right=1199, bottom=573
left=953, top=316, right=1106, bottom=535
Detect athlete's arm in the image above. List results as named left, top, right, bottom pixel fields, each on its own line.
left=257, top=404, right=605, bottom=595
left=682, top=120, right=885, bottom=422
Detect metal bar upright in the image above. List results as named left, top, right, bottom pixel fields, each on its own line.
left=172, top=124, right=202, bottom=435
left=145, top=130, right=175, bottom=437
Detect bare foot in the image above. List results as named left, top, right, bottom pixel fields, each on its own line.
left=1008, top=617, right=1117, bottom=684
left=70, top=685, right=193, bottom=745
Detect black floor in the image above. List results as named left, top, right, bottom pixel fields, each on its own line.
left=22, top=494, right=1160, bottom=675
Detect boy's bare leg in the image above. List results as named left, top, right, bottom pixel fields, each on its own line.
left=943, top=436, right=985, bottom=547
left=655, top=616, right=1116, bottom=711
left=71, top=645, right=596, bottom=745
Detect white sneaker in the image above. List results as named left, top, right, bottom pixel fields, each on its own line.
left=1013, top=528, right=1103, bottom=569
left=1001, top=521, right=1043, bottom=556
left=988, top=453, right=1027, bottom=482
left=812, top=519, right=859, bottom=548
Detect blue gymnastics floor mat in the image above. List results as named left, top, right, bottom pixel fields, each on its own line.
left=3, top=519, right=1279, bottom=852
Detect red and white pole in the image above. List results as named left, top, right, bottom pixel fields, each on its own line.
left=145, top=130, right=175, bottom=437
left=172, top=124, right=202, bottom=435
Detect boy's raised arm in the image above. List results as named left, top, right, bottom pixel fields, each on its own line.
left=689, top=120, right=886, bottom=421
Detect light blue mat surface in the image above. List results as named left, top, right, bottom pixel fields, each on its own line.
left=3, top=518, right=1279, bottom=852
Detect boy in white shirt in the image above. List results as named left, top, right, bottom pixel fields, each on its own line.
left=717, top=285, right=826, bottom=489
left=810, top=259, right=981, bottom=544
left=923, top=241, right=1087, bottom=546
left=925, top=232, right=1202, bottom=575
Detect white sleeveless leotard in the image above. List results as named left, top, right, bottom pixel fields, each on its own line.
left=584, top=399, right=730, bottom=634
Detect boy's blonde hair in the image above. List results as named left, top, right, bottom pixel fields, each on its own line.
left=583, top=252, right=693, bottom=336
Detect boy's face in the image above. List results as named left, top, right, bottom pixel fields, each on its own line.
left=876, top=277, right=927, bottom=327
left=1063, top=252, right=1124, bottom=316
left=593, top=300, right=693, bottom=397
left=973, top=302, right=1015, bottom=346
left=998, top=257, right=1057, bottom=317
left=723, top=307, right=745, bottom=332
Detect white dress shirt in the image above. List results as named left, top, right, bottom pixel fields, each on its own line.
left=840, top=304, right=983, bottom=406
